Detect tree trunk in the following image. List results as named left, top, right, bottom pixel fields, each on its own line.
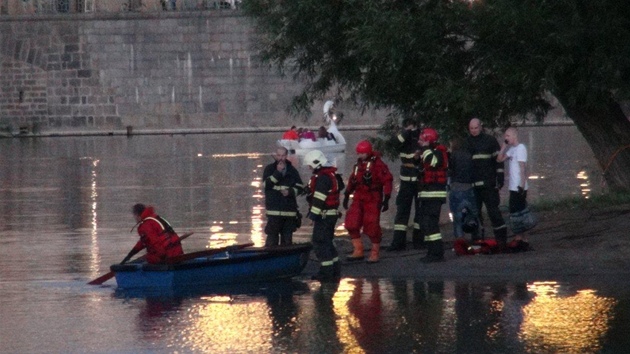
left=559, top=97, right=630, bottom=191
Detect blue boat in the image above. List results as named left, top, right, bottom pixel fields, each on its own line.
left=110, top=243, right=313, bottom=289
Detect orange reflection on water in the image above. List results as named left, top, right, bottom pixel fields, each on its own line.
left=521, top=282, right=617, bottom=354
left=331, top=279, right=363, bottom=353
left=179, top=300, right=274, bottom=353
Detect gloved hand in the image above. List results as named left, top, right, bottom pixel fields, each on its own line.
left=308, top=212, right=322, bottom=222
left=518, top=186, right=525, bottom=196
left=362, top=172, right=372, bottom=186
left=342, top=194, right=349, bottom=210
left=121, top=249, right=139, bottom=264
left=496, top=173, right=505, bottom=189
left=381, top=195, right=390, bottom=212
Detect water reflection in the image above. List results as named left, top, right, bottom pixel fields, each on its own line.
left=577, top=170, right=592, bottom=199
left=0, top=127, right=620, bottom=353
left=522, top=282, right=617, bottom=354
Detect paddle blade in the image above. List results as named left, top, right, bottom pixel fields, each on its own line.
left=87, top=272, right=115, bottom=285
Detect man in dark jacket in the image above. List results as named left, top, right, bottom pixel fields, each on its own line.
left=386, top=118, right=423, bottom=251
left=263, top=147, right=305, bottom=246
left=466, top=118, right=508, bottom=250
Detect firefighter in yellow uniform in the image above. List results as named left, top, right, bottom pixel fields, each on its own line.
left=417, top=128, right=448, bottom=263
left=304, top=150, right=343, bottom=281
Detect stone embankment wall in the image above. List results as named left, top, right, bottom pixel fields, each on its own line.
left=0, top=11, right=383, bottom=136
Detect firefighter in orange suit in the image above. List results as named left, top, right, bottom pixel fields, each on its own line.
left=343, top=140, right=393, bottom=263
left=122, top=203, right=184, bottom=264
left=417, top=128, right=448, bottom=263
left=304, top=150, right=343, bottom=282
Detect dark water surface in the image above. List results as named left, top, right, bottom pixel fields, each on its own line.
left=1, top=126, right=626, bottom=354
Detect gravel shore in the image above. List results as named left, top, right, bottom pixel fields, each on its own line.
left=302, top=203, right=630, bottom=283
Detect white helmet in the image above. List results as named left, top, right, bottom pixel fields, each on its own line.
left=303, top=150, right=327, bottom=169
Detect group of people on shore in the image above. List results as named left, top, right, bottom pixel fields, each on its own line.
left=120, top=117, right=531, bottom=281
left=263, top=117, right=533, bottom=282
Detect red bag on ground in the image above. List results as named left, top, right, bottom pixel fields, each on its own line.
left=453, top=239, right=499, bottom=256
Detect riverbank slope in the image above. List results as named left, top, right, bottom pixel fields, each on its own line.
left=303, top=202, right=630, bottom=283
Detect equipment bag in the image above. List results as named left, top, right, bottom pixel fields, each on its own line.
left=509, top=207, right=537, bottom=234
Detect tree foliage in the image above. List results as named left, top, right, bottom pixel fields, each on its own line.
left=244, top=0, right=630, bottom=189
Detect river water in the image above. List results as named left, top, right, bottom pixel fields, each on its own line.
left=1, top=126, right=628, bottom=354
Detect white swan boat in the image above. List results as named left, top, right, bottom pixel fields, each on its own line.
left=277, top=101, right=347, bottom=155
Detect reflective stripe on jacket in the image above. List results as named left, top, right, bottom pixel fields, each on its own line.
left=419, top=144, right=448, bottom=200
left=308, top=166, right=340, bottom=217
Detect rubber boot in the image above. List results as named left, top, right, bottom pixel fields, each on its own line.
left=367, top=243, right=380, bottom=263
left=412, top=229, right=426, bottom=249
left=386, top=231, right=407, bottom=251
left=333, top=260, right=341, bottom=279
left=494, top=227, right=508, bottom=253
left=312, top=264, right=336, bottom=282
left=421, top=240, right=445, bottom=263
left=346, top=238, right=365, bottom=261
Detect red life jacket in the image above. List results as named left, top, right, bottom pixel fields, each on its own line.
left=422, top=144, right=449, bottom=185
left=308, top=166, right=341, bottom=209
left=136, top=207, right=184, bottom=263
left=351, top=156, right=376, bottom=192
left=348, top=153, right=393, bottom=195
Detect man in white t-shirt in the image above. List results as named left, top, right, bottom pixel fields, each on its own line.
left=497, top=127, right=529, bottom=240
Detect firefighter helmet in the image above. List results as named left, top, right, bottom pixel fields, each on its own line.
left=303, top=150, right=327, bottom=169
left=419, top=128, right=439, bottom=144
left=355, top=140, right=373, bottom=154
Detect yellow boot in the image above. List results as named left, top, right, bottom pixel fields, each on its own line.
left=346, top=238, right=364, bottom=261
left=367, top=243, right=380, bottom=263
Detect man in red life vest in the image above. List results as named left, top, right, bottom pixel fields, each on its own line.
left=417, top=128, right=449, bottom=262
left=343, top=140, right=393, bottom=263
left=304, top=150, right=343, bottom=282
left=121, top=204, right=184, bottom=264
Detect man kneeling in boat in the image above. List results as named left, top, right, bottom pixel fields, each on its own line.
left=121, top=204, right=184, bottom=264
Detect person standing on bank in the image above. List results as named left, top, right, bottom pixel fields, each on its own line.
left=121, top=204, right=184, bottom=264
left=344, top=140, right=393, bottom=263
left=386, top=118, right=424, bottom=252
left=263, top=146, right=305, bottom=247
left=417, top=128, right=449, bottom=263
left=304, top=150, right=343, bottom=282
left=448, top=137, right=480, bottom=241
left=466, top=118, right=508, bottom=250
left=497, top=127, right=529, bottom=241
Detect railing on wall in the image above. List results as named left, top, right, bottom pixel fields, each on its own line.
left=0, top=0, right=239, bottom=15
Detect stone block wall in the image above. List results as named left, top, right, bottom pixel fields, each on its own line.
left=0, top=11, right=383, bottom=135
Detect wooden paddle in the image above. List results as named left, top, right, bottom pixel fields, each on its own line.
left=164, top=242, right=254, bottom=264
left=87, top=231, right=194, bottom=285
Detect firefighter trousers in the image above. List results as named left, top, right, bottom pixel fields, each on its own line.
left=419, top=198, right=444, bottom=258
left=264, top=215, right=296, bottom=246
left=312, top=215, right=339, bottom=264
left=345, top=195, right=383, bottom=244
left=391, top=180, right=420, bottom=247
left=473, top=186, right=507, bottom=242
